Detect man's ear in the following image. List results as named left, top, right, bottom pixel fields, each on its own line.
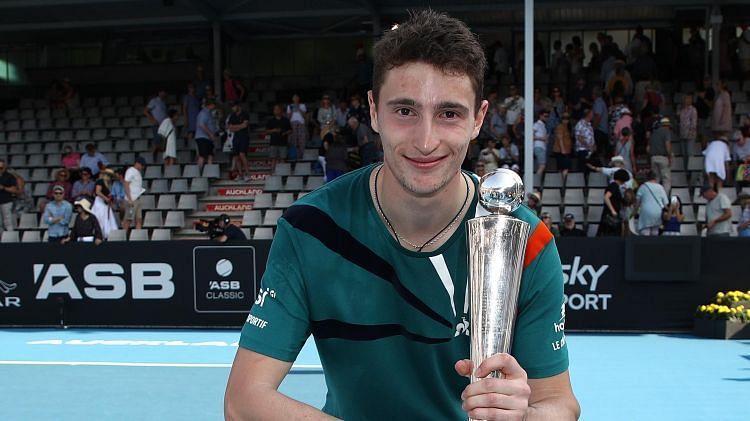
left=368, top=90, right=379, bottom=133
left=471, top=99, right=490, bottom=140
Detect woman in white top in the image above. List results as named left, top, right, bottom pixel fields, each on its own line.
left=158, top=109, right=178, bottom=167
left=703, top=137, right=732, bottom=190
left=286, top=94, right=308, bottom=160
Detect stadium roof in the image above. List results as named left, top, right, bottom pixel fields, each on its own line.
left=0, top=0, right=748, bottom=41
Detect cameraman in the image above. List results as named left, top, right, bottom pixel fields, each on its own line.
left=214, top=214, right=246, bottom=242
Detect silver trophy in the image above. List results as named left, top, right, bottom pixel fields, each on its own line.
left=467, top=169, right=530, bottom=394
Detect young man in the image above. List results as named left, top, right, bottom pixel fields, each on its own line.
left=43, top=185, right=73, bottom=243
left=227, top=101, right=251, bottom=180
left=122, top=157, right=147, bottom=231
left=225, top=10, right=579, bottom=421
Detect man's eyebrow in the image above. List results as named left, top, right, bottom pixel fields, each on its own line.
left=436, top=101, right=470, bottom=114
left=386, top=98, right=419, bottom=108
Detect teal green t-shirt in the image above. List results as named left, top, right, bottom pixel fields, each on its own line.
left=239, top=165, right=568, bottom=420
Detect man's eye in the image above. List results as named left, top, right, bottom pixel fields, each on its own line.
left=398, top=108, right=411, bottom=116
left=444, top=111, right=457, bottom=119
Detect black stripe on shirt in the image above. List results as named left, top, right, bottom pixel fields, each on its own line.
left=311, top=319, right=451, bottom=344
left=283, top=204, right=452, bottom=328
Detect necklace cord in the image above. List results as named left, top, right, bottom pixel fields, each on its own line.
left=374, top=165, right=470, bottom=252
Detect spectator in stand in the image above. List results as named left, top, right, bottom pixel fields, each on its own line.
left=61, top=144, right=81, bottom=180
left=700, top=185, right=732, bottom=237
left=704, top=134, right=732, bottom=190
left=203, top=85, right=220, bottom=106
left=598, top=169, right=631, bottom=237
left=347, top=116, right=378, bottom=167
left=641, top=81, right=664, bottom=118
left=533, top=110, right=550, bottom=175
left=266, top=104, right=292, bottom=161
left=322, top=131, right=348, bottom=182
left=591, top=87, right=609, bottom=158
left=71, top=167, right=95, bottom=201
left=110, top=168, right=126, bottom=224
left=527, top=191, right=542, bottom=217
left=588, top=155, right=634, bottom=191
left=227, top=101, right=251, bottom=181
left=91, top=169, right=118, bottom=240
left=740, top=25, right=750, bottom=79
left=662, top=195, right=684, bottom=236
left=570, top=36, right=585, bottom=77
left=478, top=138, right=500, bottom=172
left=635, top=170, right=669, bottom=236
left=158, top=109, right=178, bottom=167
left=38, top=168, right=72, bottom=212
left=548, top=87, right=565, bottom=135
left=346, top=94, right=369, bottom=126
left=737, top=192, right=750, bottom=237
left=9, top=168, right=32, bottom=215
left=532, top=88, right=550, bottom=118
left=79, top=143, right=109, bottom=177
left=335, top=99, right=349, bottom=128
left=733, top=117, right=750, bottom=193
left=473, top=161, right=487, bottom=177
left=609, top=96, right=629, bottom=144
left=560, top=213, right=586, bottom=237
left=286, top=94, right=308, bottom=160
left=694, top=76, right=715, bottom=137
left=648, top=117, right=674, bottom=194
left=316, top=95, right=337, bottom=139
left=550, top=41, right=569, bottom=88
left=195, top=99, right=219, bottom=168
left=144, top=89, right=168, bottom=163
left=553, top=113, right=573, bottom=181
left=498, top=135, right=520, bottom=168
left=43, top=185, right=73, bottom=243
left=183, top=82, right=201, bottom=144
left=575, top=108, right=596, bottom=174
left=61, top=198, right=103, bottom=245
left=0, top=159, right=18, bottom=231
left=60, top=78, right=78, bottom=110
left=568, top=77, right=590, bottom=121
left=540, top=211, right=560, bottom=238
left=193, top=64, right=210, bottom=101
left=605, top=60, right=633, bottom=100
left=223, top=68, right=246, bottom=103
left=587, top=42, right=602, bottom=81
left=614, top=126, right=636, bottom=173
left=214, top=214, right=247, bottom=242
left=502, top=85, right=524, bottom=142
left=678, top=95, right=698, bottom=156
left=711, top=80, right=733, bottom=136
left=123, top=157, right=147, bottom=231
left=489, top=105, right=509, bottom=141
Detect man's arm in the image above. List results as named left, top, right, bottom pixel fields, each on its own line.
left=526, top=371, right=580, bottom=420
left=225, top=348, right=340, bottom=421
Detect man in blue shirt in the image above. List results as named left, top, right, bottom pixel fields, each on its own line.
left=79, top=144, right=109, bottom=176
left=43, top=185, right=73, bottom=243
left=195, top=99, right=218, bottom=168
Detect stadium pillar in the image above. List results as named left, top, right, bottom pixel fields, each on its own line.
left=523, top=0, right=534, bottom=194
left=213, top=20, right=222, bottom=101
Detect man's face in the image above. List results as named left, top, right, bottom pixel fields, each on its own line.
left=702, top=190, right=716, bottom=201
left=509, top=86, right=518, bottom=97
left=53, top=190, right=65, bottom=202
left=80, top=170, right=91, bottom=180
left=564, top=218, right=575, bottom=229
left=273, top=105, right=282, bottom=117
left=87, top=148, right=96, bottom=156
left=369, top=62, right=487, bottom=197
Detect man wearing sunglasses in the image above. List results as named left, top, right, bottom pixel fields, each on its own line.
left=43, top=185, right=73, bottom=243
left=0, top=159, right=19, bottom=231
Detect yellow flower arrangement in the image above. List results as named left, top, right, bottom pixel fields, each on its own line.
left=696, top=291, right=750, bottom=322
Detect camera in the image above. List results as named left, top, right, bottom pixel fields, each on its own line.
left=193, top=214, right=229, bottom=239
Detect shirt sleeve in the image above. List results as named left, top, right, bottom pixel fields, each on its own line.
left=239, top=219, right=311, bottom=362
left=511, top=231, right=569, bottom=379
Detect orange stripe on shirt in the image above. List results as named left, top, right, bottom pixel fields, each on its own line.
left=523, top=222, right=553, bottom=268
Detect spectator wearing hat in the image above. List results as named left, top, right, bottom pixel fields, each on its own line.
left=560, top=213, right=586, bottom=237
left=123, top=157, right=147, bottom=231
left=711, top=80, right=733, bottom=136
left=700, top=185, right=732, bottom=236
left=61, top=198, right=103, bottom=245
left=71, top=167, right=95, bottom=201
left=527, top=191, right=542, bottom=217
left=647, top=117, right=674, bottom=194
left=703, top=135, right=732, bottom=190
left=678, top=95, right=698, bottom=155
left=737, top=192, right=750, bottom=237
left=215, top=214, right=247, bottom=243
left=635, top=170, right=669, bottom=236
left=79, top=143, right=109, bottom=177
left=540, top=211, right=560, bottom=238
left=39, top=168, right=73, bottom=211
left=91, top=169, right=118, bottom=240
left=553, top=113, right=573, bottom=181
left=43, top=185, right=73, bottom=243
left=196, top=99, right=219, bottom=168
left=662, top=195, right=684, bottom=236
left=588, top=155, right=634, bottom=191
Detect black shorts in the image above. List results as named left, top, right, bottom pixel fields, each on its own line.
left=195, top=138, right=214, bottom=158
left=232, top=137, right=249, bottom=155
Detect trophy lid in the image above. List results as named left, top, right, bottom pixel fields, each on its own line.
left=478, top=169, right=525, bottom=214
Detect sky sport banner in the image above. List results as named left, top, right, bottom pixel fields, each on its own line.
left=0, top=239, right=747, bottom=329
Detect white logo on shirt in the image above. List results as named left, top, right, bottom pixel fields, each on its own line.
left=254, top=287, right=276, bottom=307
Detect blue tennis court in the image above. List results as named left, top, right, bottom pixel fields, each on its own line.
left=0, top=329, right=747, bottom=420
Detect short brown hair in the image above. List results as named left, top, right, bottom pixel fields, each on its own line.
left=372, top=9, right=486, bottom=112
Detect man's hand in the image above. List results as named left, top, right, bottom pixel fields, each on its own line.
left=706, top=219, right=714, bottom=230
left=455, top=353, right=531, bottom=421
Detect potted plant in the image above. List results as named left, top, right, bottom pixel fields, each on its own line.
left=694, top=291, right=750, bottom=339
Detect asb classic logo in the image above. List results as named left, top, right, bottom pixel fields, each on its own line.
left=206, top=258, right=244, bottom=300
left=0, top=280, right=21, bottom=308
left=193, top=246, right=257, bottom=313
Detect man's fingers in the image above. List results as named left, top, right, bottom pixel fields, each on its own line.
left=475, top=353, right=527, bottom=380
left=461, top=377, right=530, bottom=401
left=454, top=359, right=473, bottom=377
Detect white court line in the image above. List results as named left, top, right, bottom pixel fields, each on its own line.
left=0, top=360, right=323, bottom=370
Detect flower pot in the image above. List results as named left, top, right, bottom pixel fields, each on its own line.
left=694, top=318, right=750, bottom=339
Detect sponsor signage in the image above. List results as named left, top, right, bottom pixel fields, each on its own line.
left=192, top=246, right=258, bottom=313
left=205, top=203, right=253, bottom=212
left=217, top=187, right=263, bottom=197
